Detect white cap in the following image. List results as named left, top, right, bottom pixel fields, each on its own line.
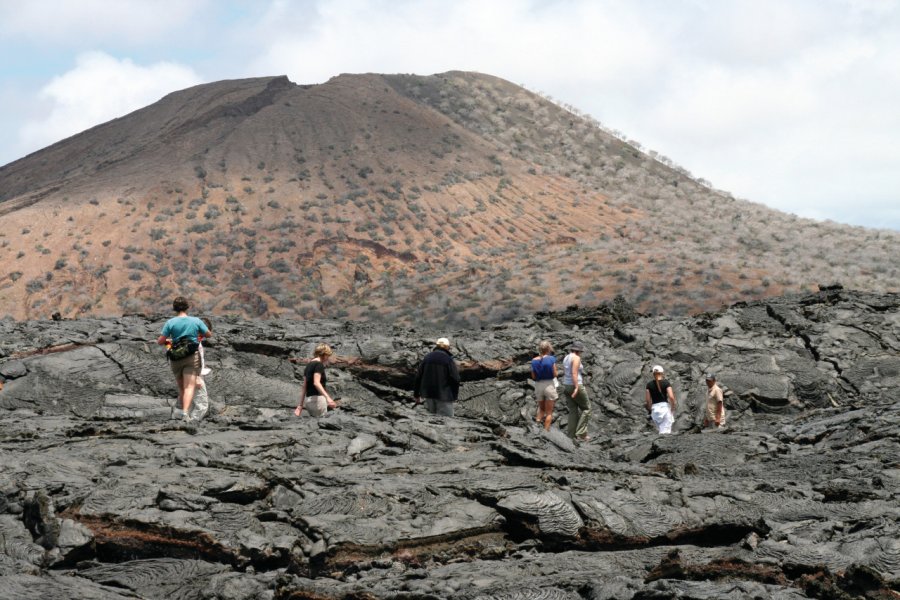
left=436, top=337, right=450, bottom=348
left=652, top=365, right=665, bottom=374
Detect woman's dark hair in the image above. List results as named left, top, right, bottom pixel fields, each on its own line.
left=201, top=317, right=212, bottom=331
left=172, top=296, right=190, bottom=312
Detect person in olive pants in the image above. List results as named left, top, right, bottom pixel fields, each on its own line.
left=562, top=341, right=591, bottom=441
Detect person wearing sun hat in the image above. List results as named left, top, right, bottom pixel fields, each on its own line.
left=413, top=337, right=460, bottom=417
left=562, top=341, right=591, bottom=441
left=702, top=372, right=726, bottom=428
left=645, top=364, right=677, bottom=434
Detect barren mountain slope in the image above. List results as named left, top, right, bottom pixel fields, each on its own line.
left=0, top=72, right=897, bottom=324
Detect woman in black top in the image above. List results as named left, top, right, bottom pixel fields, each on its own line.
left=294, top=344, right=336, bottom=417
left=645, top=364, right=677, bottom=434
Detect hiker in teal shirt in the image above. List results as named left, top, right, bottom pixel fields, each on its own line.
left=157, top=296, right=210, bottom=421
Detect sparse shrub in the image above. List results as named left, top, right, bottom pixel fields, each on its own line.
left=187, top=222, right=215, bottom=233
left=270, top=259, right=291, bottom=273
left=127, top=261, right=150, bottom=271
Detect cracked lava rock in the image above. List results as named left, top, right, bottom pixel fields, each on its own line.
left=0, top=288, right=898, bottom=599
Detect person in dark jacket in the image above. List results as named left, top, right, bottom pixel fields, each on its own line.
left=413, top=337, right=460, bottom=416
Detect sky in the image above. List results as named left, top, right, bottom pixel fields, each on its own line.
left=1, top=0, right=899, bottom=230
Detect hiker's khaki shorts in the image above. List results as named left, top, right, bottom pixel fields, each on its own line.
left=170, top=352, right=201, bottom=378
left=534, top=379, right=559, bottom=403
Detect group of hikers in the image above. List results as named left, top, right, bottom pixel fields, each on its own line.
left=529, top=340, right=725, bottom=439
left=159, top=297, right=727, bottom=435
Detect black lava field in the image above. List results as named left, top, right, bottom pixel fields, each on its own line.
left=0, top=288, right=898, bottom=599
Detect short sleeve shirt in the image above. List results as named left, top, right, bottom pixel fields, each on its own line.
left=304, top=360, right=327, bottom=396
left=531, top=355, right=557, bottom=381
left=161, top=316, right=209, bottom=344
left=647, top=379, right=671, bottom=405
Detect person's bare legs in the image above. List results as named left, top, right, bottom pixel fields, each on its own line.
left=181, top=372, right=198, bottom=414
left=542, top=400, right=555, bottom=430
left=175, top=374, right=184, bottom=409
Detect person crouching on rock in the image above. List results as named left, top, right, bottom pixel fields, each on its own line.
left=702, top=372, right=726, bottom=428
left=645, top=365, right=677, bottom=434
left=531, top=340, right=558, bottom=430
left=294, top=344, right=337, bottom=417
left=413, top=337, right=460, bottom=417
left=157, top=296, right=210, bottom=422
left=563, top=341, right=591, bottom=441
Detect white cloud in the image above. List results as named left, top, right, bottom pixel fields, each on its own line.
left=0, top=0, right=209, bottom=45
left=536, top=0, right=900, bottom=230
left=19, top=52, right=202, bottom=152
left=247, top=0, right=663, bottom=90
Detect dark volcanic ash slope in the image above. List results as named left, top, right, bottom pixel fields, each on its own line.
left=0, top=287, right=898, bottom=599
